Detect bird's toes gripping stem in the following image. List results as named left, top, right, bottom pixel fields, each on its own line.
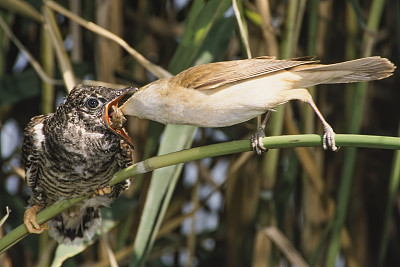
left=24, top=205, right=48, bottom=234
left=251, top=129, right=268, bottom=155
left=94, top=186, right=112, bottom=197
left=250, top=111, right=271, bottom=155
left=322, top=124, right=339, bottom=151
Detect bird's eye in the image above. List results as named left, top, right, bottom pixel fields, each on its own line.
left=86, top=98, right=100, bottom=109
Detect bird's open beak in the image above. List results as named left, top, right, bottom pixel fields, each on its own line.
left=104, top=87, right=136, bottom=148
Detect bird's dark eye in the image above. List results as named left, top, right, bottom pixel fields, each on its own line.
left=86, top=98, right=100, bottom=109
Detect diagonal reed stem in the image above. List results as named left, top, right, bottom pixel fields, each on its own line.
left=0, top=134, right=399, bottom=254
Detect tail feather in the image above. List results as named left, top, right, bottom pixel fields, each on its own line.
left=294, top=56, right=395, bottom=88
left=48, top=207, right=101, bottom=245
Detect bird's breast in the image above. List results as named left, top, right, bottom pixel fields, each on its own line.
left=36, top=122, right=123, bottom=202
left=60, top=122, right=120, bottom=155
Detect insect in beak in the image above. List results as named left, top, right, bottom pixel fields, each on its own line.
left=104, top=87, right=136, bottom=148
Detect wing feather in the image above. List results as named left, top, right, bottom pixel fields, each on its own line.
left=173, top=56, right=318, bottom=90
left=22, top=115, right=48, bottom=191
left=110, top=139, right=134, bottom=198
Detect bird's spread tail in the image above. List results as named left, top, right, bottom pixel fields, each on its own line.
left=47, top=207, right=101, bottom=245
left=293, top=56, right=396, bottom=88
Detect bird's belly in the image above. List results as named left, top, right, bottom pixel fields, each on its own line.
left=38, top=160, right=117, bottom=203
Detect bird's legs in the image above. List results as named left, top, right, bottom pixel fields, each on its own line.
left=281, top=88, right=338, bottom=151
left=306, top=96, right=338, bottom=151
left=24, top=205, right=48, bottom=234
left=251, top=111, right=272, bottom=154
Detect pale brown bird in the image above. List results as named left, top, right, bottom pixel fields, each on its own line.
left=120, top=56, right=395, bottom=152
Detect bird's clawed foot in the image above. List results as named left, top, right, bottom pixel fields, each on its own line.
left=322, top=124, right=339, bottom=152
left=94, top=186, right=112, bottom=196
left=251, top=111, right=271, bottom=155
left=251, top=129, right=268, bottom=154
left=24, top=205, right=48, bottom=234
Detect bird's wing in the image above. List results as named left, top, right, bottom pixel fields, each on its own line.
left=22, top=115, right=47, bottom=191
left=110, top=138, right=134, bottom=198
left=174, top=56, right=318, bottom=90
left=118, top=139, right=134, bottom=169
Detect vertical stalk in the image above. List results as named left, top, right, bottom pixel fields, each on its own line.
left=378, top=123, right=400, bottom=266
left=0, top=11, right=6, bottom=79
left=325, top=0, right=387, bottom=266
left=260, top=0, right=306, bottom=264
left=344, top=1, right=358, bottom=127
left=305, top=0, right=318, bottom=134
left=232, top=0, right=251, bottom=58
left=40, top=25, right=54, bottom=114
left=262, top=0, right=301, bottom=192
left=36, top=23, right=55, bottom=261
left=69, top=0, right=82, bottom=62
left=43, top=4, right=76, bottom=92
left=255, top=0, right=279, bottom=56
left=377, top=1, right=400, bottom=263
left=301, top=0, right=319, bottom=259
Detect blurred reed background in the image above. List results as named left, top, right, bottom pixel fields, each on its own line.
left=0, top=0, right=399, bottom=266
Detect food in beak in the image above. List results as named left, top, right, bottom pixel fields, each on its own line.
left=104, top=87, right=136, bottom=148
left=109, top=105, right=126, bottom=130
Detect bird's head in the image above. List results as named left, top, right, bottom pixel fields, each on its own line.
left=61, top=85, right=135, bottom=148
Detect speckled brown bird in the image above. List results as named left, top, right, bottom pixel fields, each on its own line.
left=22, top=85, right=135, bottom=245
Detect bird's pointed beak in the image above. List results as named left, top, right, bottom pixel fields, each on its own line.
left=104, top=87, right=136, bottom=148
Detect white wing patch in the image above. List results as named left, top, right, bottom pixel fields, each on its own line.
left=33, top=122, right=45, bottom=147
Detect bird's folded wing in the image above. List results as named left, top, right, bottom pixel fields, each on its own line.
left=174, top=56, right=318, bottom=90
left=22, top=115, right=47, bottom=192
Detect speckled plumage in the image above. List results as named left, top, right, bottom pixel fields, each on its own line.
left=22, top=85, right=134, bottom=245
